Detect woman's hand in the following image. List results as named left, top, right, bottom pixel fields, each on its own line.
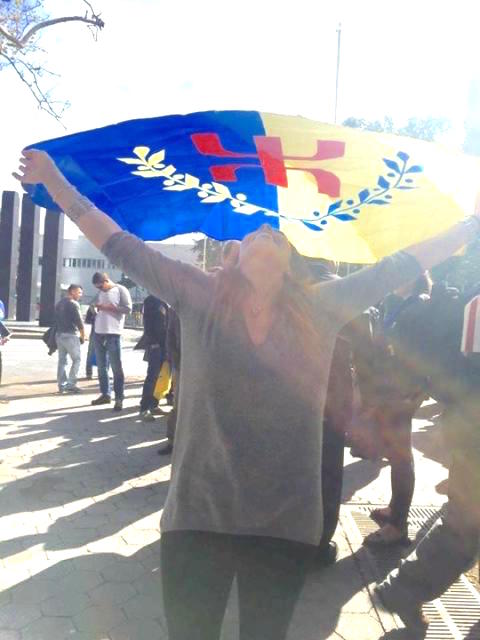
left=13, top=149, right=60, bottom=186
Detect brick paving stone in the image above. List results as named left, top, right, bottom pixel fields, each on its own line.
left=123, top=592, right=163, bottom=621
left=51, top=569, right=104, bottom=595
left=10, top=577, right=59, bottom=605
left=0, top=603, right=42, bottom=629
left=21, top=615, right=77, bottom=640
left=73, top=603, right=127, bottom=634
left=40, top=590, right=91, bottom=616
left=0, top=630, right=20, bottom=640
left=109, top=618, right=167, bottom=640
left=121, top=528, right=159, bottom=546
left=100, top=559, right=147, bottom=583
left=89, top=582, right=137, bottom=607
left=131, top=571, right=162, bottom=597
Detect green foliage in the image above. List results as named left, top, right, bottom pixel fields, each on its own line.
left=192, top=238, right=223, bottom=270
left=343, top=115, right=450, bottom=142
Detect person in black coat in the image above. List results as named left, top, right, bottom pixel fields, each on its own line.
left=139, top=295, right=168, bottom=421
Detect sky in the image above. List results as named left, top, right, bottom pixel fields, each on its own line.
left=1, top=0, right=480, bottom=237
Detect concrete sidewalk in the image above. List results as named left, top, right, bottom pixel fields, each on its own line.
left=0, top=338, right=466, bottom=639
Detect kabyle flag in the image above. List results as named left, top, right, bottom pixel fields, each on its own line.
left=24, top=110, right=480, bottom=263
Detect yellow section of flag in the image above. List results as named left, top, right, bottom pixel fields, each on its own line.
left=261, top=113, right=480, bottom=263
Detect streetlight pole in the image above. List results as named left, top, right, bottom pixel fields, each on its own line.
left=202, top=236, right=207, bottom=271
left=334, top=22, right=342, bottom=124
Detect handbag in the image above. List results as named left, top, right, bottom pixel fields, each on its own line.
left=153, top=361, right=172, bottom=400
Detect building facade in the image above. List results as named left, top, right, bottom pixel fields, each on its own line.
left=38, top=235, right=198, bottom=308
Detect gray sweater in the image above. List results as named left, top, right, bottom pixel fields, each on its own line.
left=103, top=232, right=421, bottom=545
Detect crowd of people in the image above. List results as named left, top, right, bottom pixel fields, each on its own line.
left=10, top=147, right=480, bottom=638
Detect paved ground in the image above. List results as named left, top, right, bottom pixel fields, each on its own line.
left=0, top=333, right=453, bottom=639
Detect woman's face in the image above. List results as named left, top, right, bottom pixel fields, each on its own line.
left=239, top=224, right=292, bottom=275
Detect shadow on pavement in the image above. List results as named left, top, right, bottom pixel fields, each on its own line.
left=342, top=457, right=387, bottom=503
left=0, top=401, right=171, bottom=550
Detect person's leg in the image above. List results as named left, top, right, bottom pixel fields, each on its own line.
left=64, top=336, right=81, bottom=388
left=318, top=417, right=345, bottom=559
left=158, top=369, right=179, bottom=454
left=166, top=369, right=179, bottom=442
left=377, top=448, right=480, bottom=616
left=160, top=531, right=235, bottom=640
left=387, top=410, right=415, bottom=530
left=94, top=334, right=110, bottom=397
left=106, top=335, right=124, bottom=400
left=365, top=405, right=414, bottom=545
left=140, top=348, right=163, bottom=412
left=237, top=536, right=316, bottom=640
left=86, top=331, right=95, bottom=378
left=56, top=334, right=69, bottom=391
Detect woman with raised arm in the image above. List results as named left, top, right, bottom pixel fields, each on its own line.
left=14, top=149, right=480, bottom=640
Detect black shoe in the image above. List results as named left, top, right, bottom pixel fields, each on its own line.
left=316, top=541, right=338, bottom=567
left=374, top=585, right=429, bottom=637
left=157, top=442, right=173, bottom=456
left=91, top=394, right=111, bottom=406
left=113, top=399, right=123, bottom=412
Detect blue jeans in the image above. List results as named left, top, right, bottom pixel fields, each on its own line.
left=94, top=333, right=124, bottom=399
left=56, top=333, right=81, bottom=390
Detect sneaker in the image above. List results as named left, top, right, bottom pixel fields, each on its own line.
left=157, top=441, right=173, bottom=455
left=91, top=394, right=111, bottom=406
left=113, top=399, right=123, bottom=412
left=65, top=386, right=82, bottom=394
left=140, top=410, right=155, bottom=422
left=151, top=406, right=167, bottom=416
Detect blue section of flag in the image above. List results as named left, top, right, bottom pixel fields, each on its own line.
left=25, top=111, right=280, bottom=241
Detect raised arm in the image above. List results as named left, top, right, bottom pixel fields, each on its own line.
left=14, top=149, right=121, bottom=250
left=14, top=150, right=211, bottom=310
left=314, top=213, right=480, bottom=328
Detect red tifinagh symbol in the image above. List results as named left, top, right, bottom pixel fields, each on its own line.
left=191, top=133, right=345, bottom=197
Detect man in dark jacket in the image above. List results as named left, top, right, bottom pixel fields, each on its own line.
left=139, top=296, right=168, bottom=421
left=158, top=309, right=181, bottom=455
left=55, top=284, right=85, bottom=393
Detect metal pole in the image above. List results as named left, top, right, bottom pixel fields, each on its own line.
left=202, top=236, right=207, bottom=271
left=334, top=22, right=342, bottom=124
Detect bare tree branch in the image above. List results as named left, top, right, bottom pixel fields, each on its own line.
left=0, top=24, right=22, bottom=48
left=1, top=52, right=68, bottom=125
left=19, top=14, right=104, bottom=48
left=0, top=1, right=104, bottom=121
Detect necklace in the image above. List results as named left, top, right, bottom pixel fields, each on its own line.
left=250, top=303, right=263, bottom=317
